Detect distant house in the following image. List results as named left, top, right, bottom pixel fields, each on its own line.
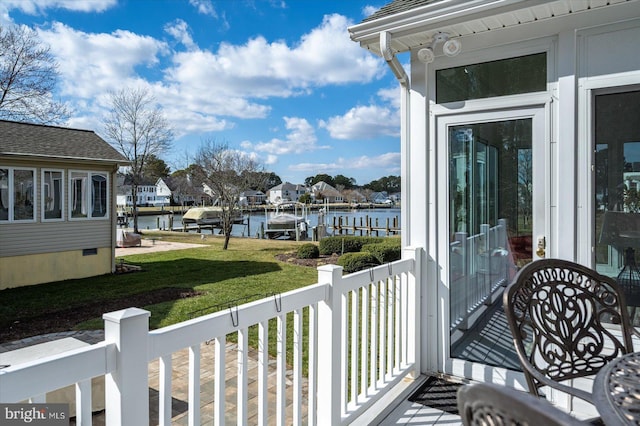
left=201, top=183, right=218, bottom=205
left=239, top=189, right=266, bottom=206
left=0, top=120, right=128, bottom=289
left=267, top=182, right=307, bottom=204
left=310, top=181, right=343, bottom=203
left=156, top=176, right=199, bottom=207
left=370, top=191, right=390, bottom=204
left=117, top=176, right=160, bottom=207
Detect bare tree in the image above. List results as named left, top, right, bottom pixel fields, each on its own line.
left=102, top=87, right=173, bottom=233
left=0, top=25, right=69, bottom=124
left=191, top=140, right=265, bottom=250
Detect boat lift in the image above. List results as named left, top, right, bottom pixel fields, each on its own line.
left=264, top=202, right=310, bottom=240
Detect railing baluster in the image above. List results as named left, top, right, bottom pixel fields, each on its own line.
left=350, top=289, right=359, bottom=405
left=387, top=277, right=395, bottom=378
left=387, top=277, right=398, bottom=378
left=379, top=278, right=387, bottom=384
left=159, top=354, right=172, bottom=426
left=308, top=303, right=318, bottom=426
left=395, top=274, right=403, bottom=373
left=293, top=308, right=303, bottom=426
left=188, top=344, right=200, bottom=426
left=360, top=284, right=369, bottom=397
left=340, top=281, right=349, bottom=417
left=214, top=336, right=225, bottom=426
left=370, top=279, right=378, bottom=391
left=257, top=321, right=268, bottom=426
left=75, top=379, right=92, bottom=426
left=237, top=327, right=248, bottom=425
left=276, top=314, right=287, bottom=425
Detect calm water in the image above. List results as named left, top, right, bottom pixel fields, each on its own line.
left=130, top=207, right=401, bottom=238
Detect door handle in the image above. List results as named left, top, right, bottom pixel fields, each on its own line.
left=536, top=236, right=546, bottom=258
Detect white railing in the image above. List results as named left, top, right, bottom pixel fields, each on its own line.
left=0, top=246, right=423, bottom=426
left=450, top=219, right=509, bottom=333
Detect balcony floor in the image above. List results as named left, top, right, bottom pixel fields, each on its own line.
left=380, top=400, right=462, bottom=425
left=379, top=376, right=462, bottom=425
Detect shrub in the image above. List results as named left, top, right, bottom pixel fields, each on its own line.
left=297, top=243, right=320, bottom=259
left=319, top=236, right=382, bottom=255
left=337, top=252, right=380, bottom=273
left=362, top=241, right=401, bottom=263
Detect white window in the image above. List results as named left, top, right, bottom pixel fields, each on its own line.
left=69, top=171, right=109, bottom=220
left=0, top=167, right=36, bottom=223
left=42, top=169, right=64, bottom=221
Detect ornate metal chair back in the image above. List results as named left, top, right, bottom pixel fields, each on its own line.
left=457, top=382, right=586, bottom=426
left=503, top=259, right=635, bottom=403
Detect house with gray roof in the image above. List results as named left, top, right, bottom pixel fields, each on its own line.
left=0, top=119, right=128, bottom=289
left=310, top=181, right=343, bottom=203
left=267, top=181, right=307, bottom=204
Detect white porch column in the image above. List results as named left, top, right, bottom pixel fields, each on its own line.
left=316, top=264, right=346, bottom=425
left=103, top=308, right=150, bottom=426
left=404, top=246, right=423, bottom=378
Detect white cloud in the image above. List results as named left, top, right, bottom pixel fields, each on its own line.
left=1, top=0, right=116, bottom=14
left=164, top=13, right=385, bottom=100
left=249, top=117, right=330, bottom=155
left=362, top=5, right=380, bottom=18
left=5, top=7, right=390, bottom=140
left=290, top=152, right=400, bottom=173
left=319, top=104, right=400, bottom=140
left=38, top=23, right=168, bottom=98
left=377, top=86, right=401, bottom=109
left=265, top=154, right=278, bottom=165
left=0, top=0, right=116, bottom=26
left=165, top=19, right=196, bottom=50
left=189, top=0, right=217, bottom=17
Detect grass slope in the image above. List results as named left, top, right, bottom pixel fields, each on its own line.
left=0, top=232, right=318, bottom=334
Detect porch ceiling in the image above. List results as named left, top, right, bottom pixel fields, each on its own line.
left=348, top=0, right=633, bottom=56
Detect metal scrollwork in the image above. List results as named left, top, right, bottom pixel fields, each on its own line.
left=504, top=259, right=636, bottom=401
left=522, top=269, right=626, bottom=380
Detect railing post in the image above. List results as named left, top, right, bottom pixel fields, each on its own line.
left=404, top=247, right=422, bottom=379
left=316, top=264, right=345, bottom=425
left=103, top=308, right=150, bottom=426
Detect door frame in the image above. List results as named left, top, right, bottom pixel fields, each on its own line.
left=433, top=101, right=551, bottom=388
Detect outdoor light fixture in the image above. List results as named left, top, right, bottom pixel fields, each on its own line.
left=417, top=47, right=435, bottom=64
left=443, top=38, right=462, bottom=57
left=417, top=32, right=462, bottom=63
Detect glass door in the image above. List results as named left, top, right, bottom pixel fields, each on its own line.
left=438, top=107, right=546, bottom=380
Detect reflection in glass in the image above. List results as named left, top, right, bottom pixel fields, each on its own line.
left=594, top=90, right=640, bottom=320
left=13, top=169, right=34, bottom=221
left=43, top=170, right=63, bottom=220
left=71, top=172, right=88, bottom=218
left=0, top=169, right=7, bottom=221
left=92, top=173, right=107, bottom=217
left=436, top=53, right=546, bottom=103
left=449, top=119, right=532, bottom=368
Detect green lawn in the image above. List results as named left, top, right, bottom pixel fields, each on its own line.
left=0, top=232, right=319, bottom=333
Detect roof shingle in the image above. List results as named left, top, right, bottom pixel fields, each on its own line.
left=0, top=119, right=128, bottom=163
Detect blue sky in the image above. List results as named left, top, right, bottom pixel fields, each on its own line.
left=2, top=0, right=402, bottom=186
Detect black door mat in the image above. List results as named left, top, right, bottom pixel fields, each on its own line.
left=408, top=376, right=463, bottom=415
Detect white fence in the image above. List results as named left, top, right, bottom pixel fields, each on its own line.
left=0, top=247, right=423, bottom=425
left=450, top=220, right=509, bottom=333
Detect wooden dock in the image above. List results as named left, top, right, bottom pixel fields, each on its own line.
left=331, top=215, right=400, bottom=237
